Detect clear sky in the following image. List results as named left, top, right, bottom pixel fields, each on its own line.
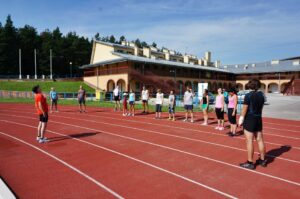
left=0, top=0, right=300, bottom=64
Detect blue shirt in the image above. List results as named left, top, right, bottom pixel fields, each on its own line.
left=50, top=91, right=58, bottom=100
left=129, top=93, right=135, bottom=102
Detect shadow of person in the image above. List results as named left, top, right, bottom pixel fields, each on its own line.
left=265, top=145, right=292, bottom=164
left=49, top=132, right=99, bottom=142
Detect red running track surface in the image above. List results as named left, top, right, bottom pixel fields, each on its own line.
left=0, top=103, right=299, bottom=199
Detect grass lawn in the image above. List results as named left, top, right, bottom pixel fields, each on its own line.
left=0, top=81, right=94, bottom=93
left=0, top=97, right=214, bottom=112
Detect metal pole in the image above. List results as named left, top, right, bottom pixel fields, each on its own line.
left=50, top=49, right=53, bottom=79
left=70, top=62, right=72, bottom=78
left=34, top=49, right=37, bottom=79
left=19, top=49, right=22, bottom=79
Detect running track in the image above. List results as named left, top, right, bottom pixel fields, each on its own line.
left=0, top=103, right=299, bottom=199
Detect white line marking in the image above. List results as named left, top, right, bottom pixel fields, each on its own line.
left=1, top=119, right=300, bottom=188
left=0, top=122, right=237, bottom=199
left=0, top=131, right=124, bottom=199
left=0, top=112, right=299, bottom=164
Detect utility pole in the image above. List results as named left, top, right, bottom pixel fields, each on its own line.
left=34, top=49, right=37, bottom=79
left=69, top=62, right=73, bottom=78
left=19, top=49, right=22, bottom=79
left=50, top=49, right=53, bottom=79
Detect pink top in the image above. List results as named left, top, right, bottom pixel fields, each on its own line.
left=228, top=95, right=236, bottom=108
left=215, top=95, right=223, bottom=108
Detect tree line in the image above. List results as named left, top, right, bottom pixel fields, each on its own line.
left=0, top=15, right=155, bottom=77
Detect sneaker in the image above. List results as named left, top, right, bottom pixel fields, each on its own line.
left=132, top=114, right=135, bottom=116
left=201, top=123, right=208, bottom=126
left=256, top=158, right=268, bottom=167
left=172, top=118, right=176, bottom=121
left=122, top=113, right=126, bottom=116
left=168, top=117, right=172, bottom=120
left=240, top=161, right=255, bottom=170
left=190, top=120, right=194, bottom=123
left=215, top=126, right=220, bottom=130
left=36, top=136, right=40, bottom=141
left=183, top=119, right=187, bottom=122
left=227, top=132, right=235, bottom=137
left=219, top=127, right=224, bottom=131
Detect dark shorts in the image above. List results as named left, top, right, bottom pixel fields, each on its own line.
left=78, top=98, right=85, bottom=105
left=114, top=95, right=120, bottom=101
left=227, top=108, right=237, bottom=124
left=215, top=108, right=224, bottom=120
left=243, top=115, right=263, bottom=132
left=129, top=101, right=135, bottom=105
left=168, top=106, right=175, bottom=114
left=184, top=105, right=193, bottom=111
left=142, top=100, right=148, bottom=103
left=39, top=113, right=48, bottom=123
left=156, top=104, right=162, bottom=112
left=51, top=99, right=58, bottom=105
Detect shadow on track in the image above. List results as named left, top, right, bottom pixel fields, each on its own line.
left=49, top=132, right=99, bottom=142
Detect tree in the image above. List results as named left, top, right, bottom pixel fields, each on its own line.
left=109, top=35, right=116, bottom=43
left=152, top=42, right=157, bottom=47
left=119, top=35, right=126, bottom=44
left=0, top=15, right=18, bottom=75
left=134, top=38, right=141, bottom=48
left=141, top=41, right=148, bottom=48
left=94, top=32, right=100, bottom=41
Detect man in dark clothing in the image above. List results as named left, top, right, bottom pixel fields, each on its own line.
left=238, top=79, right=267, bottom=170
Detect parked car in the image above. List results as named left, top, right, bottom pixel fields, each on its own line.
left=237, top=90, right=268, bottom=104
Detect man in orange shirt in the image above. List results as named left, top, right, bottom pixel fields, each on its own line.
left=32, top=85, right=49, bottom=143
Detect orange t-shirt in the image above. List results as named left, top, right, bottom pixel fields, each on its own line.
left=35, top=93, right=48, bottom=115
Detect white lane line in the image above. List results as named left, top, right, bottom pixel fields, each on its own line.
left=0, top=131, right=124, bottom=199
left=0, top=112, right=299, bottom=164
left=1, top=110, right=299, bottom=151
left=0, top=121, right=237, bottom=199
left=1, top=119, right=300, bottom=188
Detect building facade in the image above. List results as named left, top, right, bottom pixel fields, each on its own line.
left=81, top=41, right=300, bottom=95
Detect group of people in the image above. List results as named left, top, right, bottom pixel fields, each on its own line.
left=32, top=79, right=267, bottom=170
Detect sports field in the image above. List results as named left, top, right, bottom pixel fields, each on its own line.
left=0, top=103, right=299, bottom=198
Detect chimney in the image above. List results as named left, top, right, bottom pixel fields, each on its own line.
left=165, top=52, right=170, bottom=60
left=198, top=59, right=204, bottom=66
left=134, top=46, right=139, bottom=56
left=184, top=55, right=189, bottom=64
left=204, top=51, right=211, bottom=63
left=215, top=60, right=221, bottom=68
left=143, top=47, right=151, bottom=58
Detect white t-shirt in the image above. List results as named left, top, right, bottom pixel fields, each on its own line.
left=184, top=91, right=193, bottom=105
left=169, top=94, right=175, bottom=108
left=113, top=88, right=119, bottom=96
left=156, top=93, right=164, bottom=105
left=142, top=90, right=149, bottom=100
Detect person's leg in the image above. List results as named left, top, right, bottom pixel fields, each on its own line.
left=40, top=122, right=47, bottom=139
left=55, top=101, right=58, bottom=111
left=142, top=101, right=146, bottom=112
left=244, top=130, right=254, bottom=162
left=50, top=101, right=53, bottom=112
left=83, top=101, right=86, bottom=112
left=133, top=104, right=135, bottom=116
left=256, top=132, right=266, bottom=160
left=114, top=100, right=117, bottom=111
left=190, top=110, right=194, bottom=122
left=185, top=110, right=188, bottom=121
left=37, top=121, right=42, bottom=139
left=146, top=102, right=149, bottom=113
left=232, top=124, right=237, bottom=134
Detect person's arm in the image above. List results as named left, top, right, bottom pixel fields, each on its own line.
left=162, top=94, right=164, bottom=105
left=221, top=95, right=225, bottom=111
left=38, top=101, right=46, bottom=116
left=206, top=95, right=209, bottom=110
left=233, top=95, right=238, bottom=116
left=238, top=95, right=249, bottom=126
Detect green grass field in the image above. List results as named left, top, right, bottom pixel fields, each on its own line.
left=0, top=81, right=94, bottom=93
left=0, top=97, right=214, bottom=112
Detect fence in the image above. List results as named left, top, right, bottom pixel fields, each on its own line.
left=0, top=90, right=95, bottom=101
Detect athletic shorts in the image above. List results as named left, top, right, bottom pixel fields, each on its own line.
left=215, top=108, right=224, bottom=120
left=129, top=101, right=135, bottom=105
left=243, top=115, right=263, bottom=132
left=142, top=100, right=148, bottom=103
left=51, top=99, right=58, bottom=105
left=227, top=108, right=237, bottom=124
left=39, top=113, right=48, bottom=123
left=114, top=95, right=120, bottom=101
left=184, top=105, right=193, bottom=111
left=156, top=104, right=162, bottom=112
left=168, top=106, right=175, bottom=114
left=78, top=98, right=85, bottom=105
left=202, top=104, right=208, bottom=110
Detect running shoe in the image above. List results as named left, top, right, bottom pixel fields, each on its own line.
left=172, top=118, right=176, bottom=121
left=240, top=161, right=255, bottom=170
left=256, top=158, right=268, bottom=167
left=122, top=113, right=126, bottom=116
left=219, top=127, right=224, bottom=131
left=190, top=120, right=194, bottom=123
left=215, top=126, right=220, bottom=130
left=201, top=123, right=208, bottom=126
left=36, top=136, right=40, bottom=141
left=183, top=119, right=187, bottom=122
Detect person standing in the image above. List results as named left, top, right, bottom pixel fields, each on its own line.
left=141, top=86, right=149, bottom=114
left=129, top=89, right=135, bottom=116
left=239, top=79, right=267, bottom=170
left=122, top=93, right=128, bottom=116
left=227, top=88, right=238, bottom=136
left=49, top=87, right=58, bottom=113
left=183, top=86, right=194, bottom=123
left=155, top=89, right=164, bottom=119
left=32, top=85, right=49, bottom=143
left=168, top=90, right=176, bottom=121
left=113, top=86, right=121, bottom=111
left=215, top=88, right=225, bottom=130
left=200, top=89, right=209, bottom=125
left=78, top=85, right=86, bottom=113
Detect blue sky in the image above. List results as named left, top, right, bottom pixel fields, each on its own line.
left=0, top=0, right=300, bottom=64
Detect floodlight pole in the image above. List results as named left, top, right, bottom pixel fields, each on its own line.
left=34, top=49, right=37, bottom=79
left=19, top=49, right=22, bottom=79
left=50, top=49, right=53, bottom=79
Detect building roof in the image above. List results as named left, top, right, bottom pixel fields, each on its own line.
left=221, top=59, right=300, bottom=74
left=81, top=52, right=231, bottom=73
